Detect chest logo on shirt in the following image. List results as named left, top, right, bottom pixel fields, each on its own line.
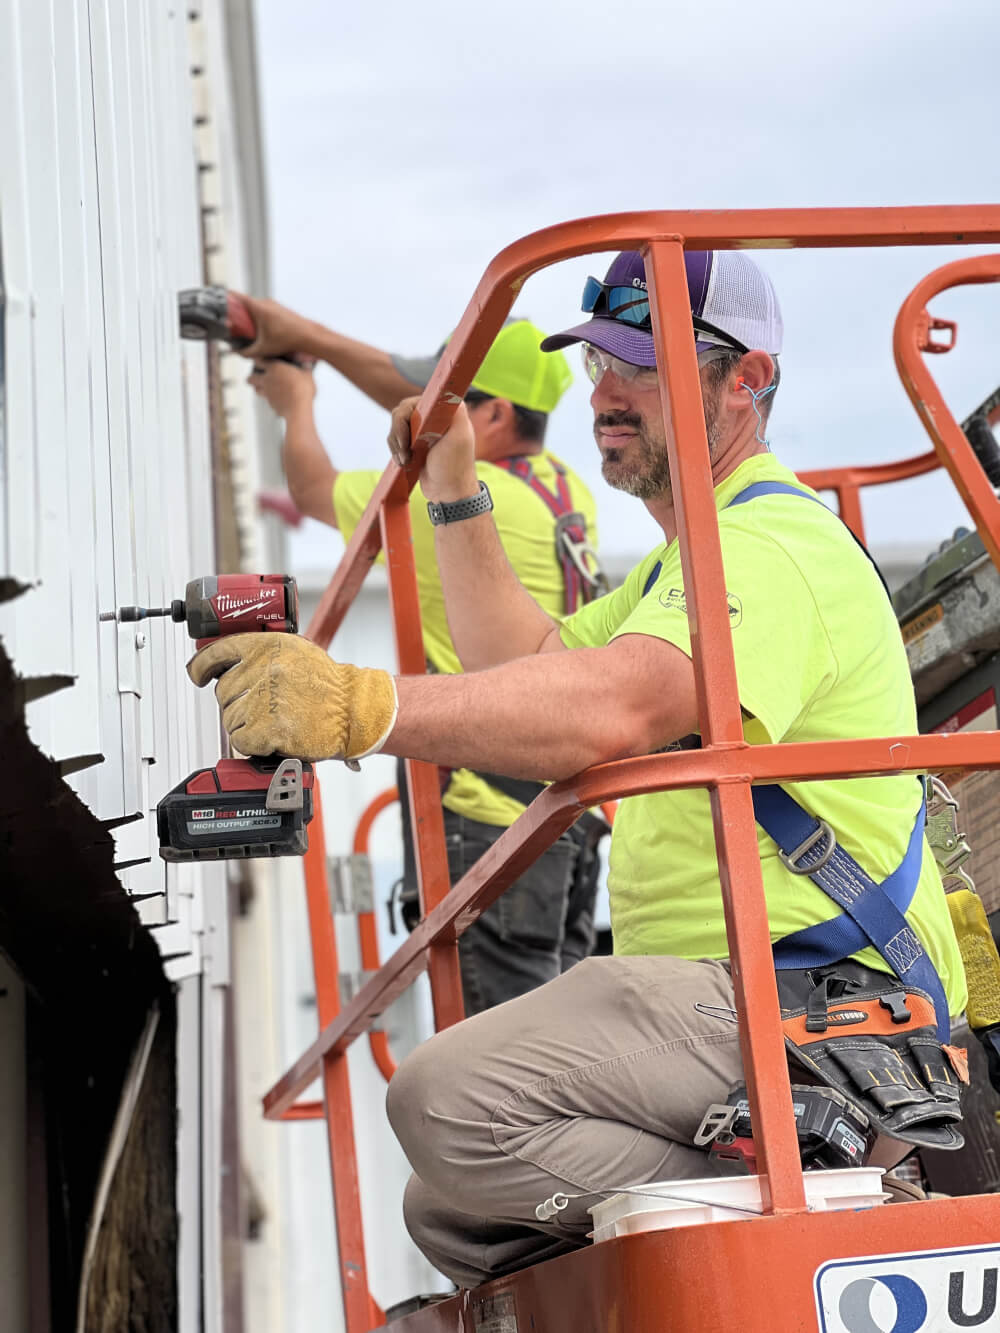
left=658, top=587, right=743, bottom=628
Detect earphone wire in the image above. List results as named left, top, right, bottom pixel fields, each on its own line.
left=740, top=379, right=776, bottom=450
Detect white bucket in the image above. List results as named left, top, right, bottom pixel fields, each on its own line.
left=589, top=1168, right=887, bottom=1243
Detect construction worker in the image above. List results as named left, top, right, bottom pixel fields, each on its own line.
left=193, top=252, right=967, bottom=1288
left=237, top=298, right=608, bottom=1015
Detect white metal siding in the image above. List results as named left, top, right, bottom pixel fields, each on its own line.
left=0, top=0, right=232, bottom=952
left=1, top=6, right=279, bottom=1330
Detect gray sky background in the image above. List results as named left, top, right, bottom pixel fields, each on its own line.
left=253, top=0, right=1000, bottom=571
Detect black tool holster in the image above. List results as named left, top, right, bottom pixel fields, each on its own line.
left=776, top=961, right=965, bottom=1151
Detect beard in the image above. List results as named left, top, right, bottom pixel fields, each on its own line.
left=596, top=386, right=724, bottom=501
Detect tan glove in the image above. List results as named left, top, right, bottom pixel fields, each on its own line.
left=187, top=633, right=398, bottom=764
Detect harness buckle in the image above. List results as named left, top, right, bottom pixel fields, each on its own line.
left=779, top=819, right=837, bottom=875
left=556, top=519, right=607, bottom=592
left=879, top=990, right=912, bottom=1025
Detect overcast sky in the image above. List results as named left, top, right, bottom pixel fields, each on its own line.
left=252, top=0, right=1000, bottom=572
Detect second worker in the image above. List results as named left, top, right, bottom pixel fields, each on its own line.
left=239, top=296, right=608, bottom=1015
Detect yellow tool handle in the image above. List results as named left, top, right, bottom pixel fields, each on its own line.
left=948, top=888, right=1000, bottom=1029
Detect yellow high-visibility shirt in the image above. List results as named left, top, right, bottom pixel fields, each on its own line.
left=561, top=451, right=966, bottom=1015
left=334, top=455, right=599, bottom=827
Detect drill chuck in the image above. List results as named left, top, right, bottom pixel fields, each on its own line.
left=104, top=602, right=186, bottom=623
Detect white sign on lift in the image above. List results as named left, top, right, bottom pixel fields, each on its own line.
left=815, top=1243, right=1000, bottom=1332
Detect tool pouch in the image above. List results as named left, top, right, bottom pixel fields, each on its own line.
left=776, top=962, right=965, bottom=1150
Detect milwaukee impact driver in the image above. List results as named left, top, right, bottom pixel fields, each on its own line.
left=104, top=574, right=315, bottom=861
left=178, top=287, right=309, bottom=365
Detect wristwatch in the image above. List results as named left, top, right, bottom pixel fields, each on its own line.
left=426, top=481, right=494, bottom=526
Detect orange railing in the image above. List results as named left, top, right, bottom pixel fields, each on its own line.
left=314, top=786, right=616, bottom=1097
left=277, top=786, right=401, bottom=1125
left=799, top=256, right=1000, bottom=545
left=265, top=207, right=1000, bottom=1333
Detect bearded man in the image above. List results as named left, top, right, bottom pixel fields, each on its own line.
left=190, top=250, right=965, bottom=1289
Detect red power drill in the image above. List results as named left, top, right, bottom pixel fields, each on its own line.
left=178, top=287, right=310, bottom=365
left=105, top=575, right=315, bottom=861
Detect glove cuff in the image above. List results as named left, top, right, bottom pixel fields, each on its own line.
left=345, top=669, right=399, bottom=760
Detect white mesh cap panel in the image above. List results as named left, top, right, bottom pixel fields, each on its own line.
left=703, top=252, right=783, bottom=354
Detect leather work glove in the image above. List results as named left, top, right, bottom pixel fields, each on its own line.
left=187, top=633, right=398, bottom=764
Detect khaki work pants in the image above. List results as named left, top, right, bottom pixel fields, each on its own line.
left=386, top=954, right=744, bottom=1288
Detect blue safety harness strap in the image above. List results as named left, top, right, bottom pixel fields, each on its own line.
left=726, top=480, right=828, bottom=510
left=642, top=561, right=662, bottom=597
left=765, top=794, right=925, bottom=966
left=640, top=481, right=890, bottom=597
left=640, top=477, right=949, bottom=1038
left=757, top=787, right=948, bottom=1040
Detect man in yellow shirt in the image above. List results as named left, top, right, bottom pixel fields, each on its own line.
left=238, top=299, right=606, bottom=1014
left=196, top=253, right=966, bottom=1288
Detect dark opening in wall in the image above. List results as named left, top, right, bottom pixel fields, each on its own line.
left=0, top=626, right=177, bottom=1331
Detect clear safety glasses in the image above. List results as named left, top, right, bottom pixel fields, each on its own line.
left=582, top=342, right=737, bottom=387
left=582, top=345, right=657, bottom=386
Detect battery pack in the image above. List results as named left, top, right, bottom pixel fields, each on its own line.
left=157, top=757, right=314, bottom=861
left=697, top=1082, right=872, bottom=1174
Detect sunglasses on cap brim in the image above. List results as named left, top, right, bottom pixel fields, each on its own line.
left=581, top=276, right=749, bottom=355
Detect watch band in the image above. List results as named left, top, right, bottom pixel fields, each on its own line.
left=426, top=481, right=493, bottom=526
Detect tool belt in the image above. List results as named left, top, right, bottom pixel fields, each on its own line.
left=776, top=961, right=964, bottom=1150
left=762, top=779, right=968, bottom=1152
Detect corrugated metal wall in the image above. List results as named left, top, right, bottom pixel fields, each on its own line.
left=0, top=6, right=283, bottom=1327
left=0, top=0, right=234, bottom=973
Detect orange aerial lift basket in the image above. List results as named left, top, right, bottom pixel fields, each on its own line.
left=263, top=208, right=1000, bottom=1333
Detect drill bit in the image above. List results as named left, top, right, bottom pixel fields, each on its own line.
left=100, top=605, right=181, bottom=623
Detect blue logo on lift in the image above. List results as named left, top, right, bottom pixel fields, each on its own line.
left=838, top=1276, right=927, bottom=1333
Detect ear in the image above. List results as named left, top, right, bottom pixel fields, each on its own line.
left=732, top=350, right=774, bottom=397
left=489, top=398, right=514, bottom=427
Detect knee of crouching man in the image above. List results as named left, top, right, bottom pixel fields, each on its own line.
left=386, top=1033, right=483, bottom=1201
left=386, top=1039, right=440, bottom=1154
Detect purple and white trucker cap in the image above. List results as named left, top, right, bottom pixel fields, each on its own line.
left=540, top=250, right=783, bottom=368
